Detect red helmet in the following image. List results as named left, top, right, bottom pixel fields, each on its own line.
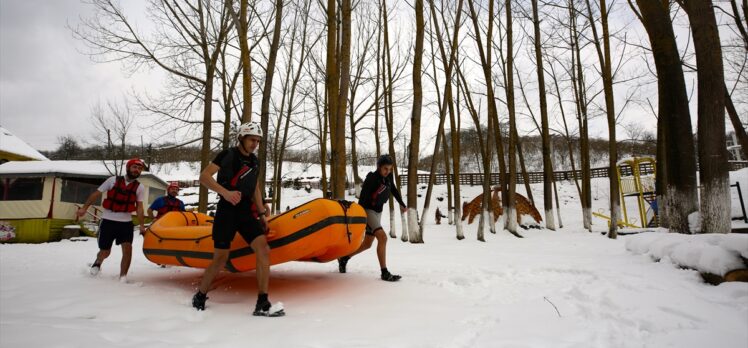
left=167, top=182, right=180, bottom=190
left=126, top=158, right=146, bottom=169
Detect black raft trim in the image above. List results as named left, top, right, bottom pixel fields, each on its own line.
left=143, top=215, right=366, bottom=270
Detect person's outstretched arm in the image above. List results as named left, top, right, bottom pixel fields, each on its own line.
left=76, top=191, right=102, bottom=218
left=388, top=174, right=407, bottom=211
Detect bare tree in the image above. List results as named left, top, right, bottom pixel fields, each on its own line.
left=271, top=0, right=314, bottom=212
left=432, top=0, right=466, bottom=240
left=677, top=0, right=731, bottom=233
left=92, top=100, right=135, bottom=176
left=216, top=34, right=242, bottom=150
left=380, top=0, right=409, bottom=240
left=456, top=63, right=492, bottom=242
left=406, top=0, right=426, bottom=243
left=571, top=0, right=593, bottom=231
left=466, top=0, right=513, bottom=237
left=226, top=0, right=252, bottom=122
left=332, top=0, right=352, bottom=200
left=584, top=0, right=619, bottom=238
left=348, top=12, right=379, bottom=197
left=547, top=60, right=582, bottom=200
left=73, top=0, right=232, bottom=212
left=258, top=0, right=285, bottom=202
left=54, top=136, right=82, bottom=160
left=726, top=88, right=748, bottom=160
left=633, top=0, right=698, bottom=234
left=504, top=0, right=519, bottom=234
left=529, top=0, right=556, bottom=231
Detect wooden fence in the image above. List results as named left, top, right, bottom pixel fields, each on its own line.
left=397, top=161, right=748, bottom=187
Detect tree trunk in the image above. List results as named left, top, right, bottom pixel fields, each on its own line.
left=349, top=110, right=361, bottom=195
left=532, top=0, right=555, bottom=231
left=198, top=69, right=216, bottom=213
left=258, top=0, right=284, bottom=204
left=729, top=0, right=748, bottom=50
left=636, top=0, right=698, bottom=233
left=550, top=62, right=582, bottom=199
left=325, top=0, right=339, bottom=199
left=196, top=8, right=231, bottom=213
left=420, top=0, right=463, bottom=238
left=407, top=0, right=425, bottom=243
left=442, top=127, right=454, bottom=224
left=457, top=65, right=490, bottom=241
left=516, top=135, right=534, bottom=206
left=218, top=46, right=235, bottom=151
left=505, top=0, right=518, bottom=233
left=585, top=0, right=618, bottom=238
left=271, top=82, right=288, bottom=212
left=275, top=8, right=310, bottom=213
left=568, top=1, right=592, bottom=231
left=725, top=88, right=748, bottom=160
left=679, top=0, right=731, bottom=234
left=333, top=0, right=351, bottom=199
left=229, top=0, right=252, bottom=122
left=321, top=90, right=330, bottom=198
left=467, top=0, right=511, bottom=236
left=551, top=144, right=563, bottom=228
left=381, top=0, right=406, bottom=239
left=375, top=5, right=382, bottom=160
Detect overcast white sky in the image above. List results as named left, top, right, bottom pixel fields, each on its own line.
left=1, top=0, right=740, bottom=155
left=0, top=0, right=644, bottom=154
left=0, top=0, right=157, bottom=151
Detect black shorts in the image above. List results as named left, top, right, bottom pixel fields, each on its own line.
left=98, top=219, right=134, bottom=250
left=212, top=201, right=265, bottom=249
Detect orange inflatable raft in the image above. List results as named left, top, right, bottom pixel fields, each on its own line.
left=143, top=199, right=367, bottom=272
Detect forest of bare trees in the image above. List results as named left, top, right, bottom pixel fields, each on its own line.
left=69, top=0, right=747, bottom=238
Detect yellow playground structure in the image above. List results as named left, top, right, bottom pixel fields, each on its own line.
left=594, top=157, right=658, bottom=229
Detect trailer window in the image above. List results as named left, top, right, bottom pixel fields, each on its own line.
left=61, top=178, right=100, bottom=204
left=0, top=177, right=44, bottom=201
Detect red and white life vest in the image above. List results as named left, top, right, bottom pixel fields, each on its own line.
left=102, top=176, right=140, bottom=213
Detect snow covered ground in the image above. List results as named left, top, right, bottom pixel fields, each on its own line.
left=2, top=169, right=748, bottom=347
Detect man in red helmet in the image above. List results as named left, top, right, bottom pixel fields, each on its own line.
left=77, top=158, right=147, bottom=282
left=147, top=182, right=185, bottom=220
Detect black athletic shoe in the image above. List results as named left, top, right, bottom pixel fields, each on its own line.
left=337, top=256, right=350, bottom=273
left=253, top=299, right=285, bottom=317
left=381, top=270, right=401, bottom=282
left=192, top=291, right=208, bottom=311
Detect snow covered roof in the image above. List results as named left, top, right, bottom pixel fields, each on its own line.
left=0, top=160, right=168, bottom=186
left=0, top=126, right=48, bottom=161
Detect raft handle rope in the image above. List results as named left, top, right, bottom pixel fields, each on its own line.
left=337, top=200, right=353, bottom=244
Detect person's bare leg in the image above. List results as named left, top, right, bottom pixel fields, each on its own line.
left=120, top=243, right=132, bottom=277
left=94, top=249, right=110, bottom=265
left=374, top=229, right=388, bottom=269
left=251, top=235, right=270, bottom=294
left=198, top=249, right=230, bottom=293
left=347, top=235, right=375, bottom=258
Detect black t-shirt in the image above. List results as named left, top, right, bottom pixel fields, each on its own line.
left=212, top=147, right=260, bottom=206
left=358, top=171, right=405, bottom=213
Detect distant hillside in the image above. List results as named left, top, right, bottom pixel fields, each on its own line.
left=44, top=134, right=655, bottom=174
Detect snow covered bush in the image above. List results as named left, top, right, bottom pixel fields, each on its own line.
left=625, top=232, right=748, bottom=276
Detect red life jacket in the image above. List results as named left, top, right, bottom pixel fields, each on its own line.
left=102, top=176, right=140, bottom=213
left=156, top=196, right=183, bottom=216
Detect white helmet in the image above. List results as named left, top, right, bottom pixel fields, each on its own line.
left=237, top=121, right=263, bottom=140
